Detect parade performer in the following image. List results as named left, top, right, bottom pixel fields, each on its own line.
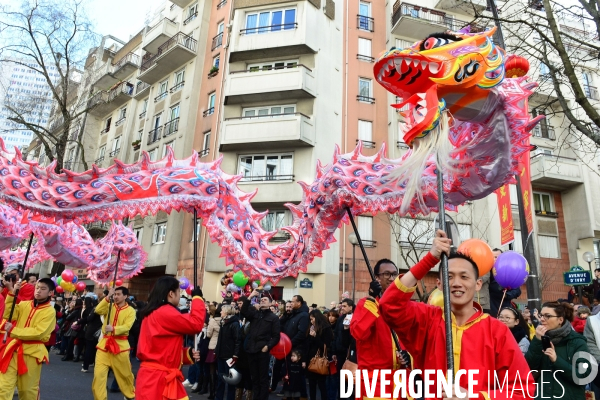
left=379, top=230, right=535, bottom=399
left=92, top=286, right=136, bottom=400
left=136, top=276, right=205, bottom=400
left=350, top=258, right=407, bottom=399
left=1, top=264, right=34, bottom=303
left=0, top=278, right=56, bottom=400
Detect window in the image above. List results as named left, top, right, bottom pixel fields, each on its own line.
left=358, top=120, right=373, bottom=143
left=206, top=92, right=216, bottom=115
left=248, top=60, right=298, bottom=71
left=165, top=105, right=180, bottom=137
left=185, top=3, right=198, bottom=24
left=243, top=104, right=295, bottom=118
left=238, top=153, right=293, bottom=182
left=163, top=140, right=174, bottom=157
left=98, top=145, right=106, bottom=159
left=510, top=230, right=523, bottom=253
left=112, top=136, right=121, bottom=152
left=213, top=55, right=220, bottom=68
left=148, top=148, right=157, bottom=162
left=191, top=218, right=201, bottom=241
left=119, top=107, right=126, bottom=120
left=212, top=23, right=224, bottom=50
left=156, top=80, right=168, bottom=102
left=244, top=8, right=296, bottom=34
left=102, top=117, right=111, bottom=134
left=203, top=132, right=210, bottom=150
left=261, top=211, right=290, bottom=238
left=358, top=78, right=373, bottom=102
left=357, top=216, right=373, bottom=242
left=538, top=235, right=559, bottom=258
left=533, top=192, right=554, bottom=213
left=358, top=38, right=372, bottom=61
left=133, top=227, right=143, bottom=242
left=140, top=99, right=148, bottom=118
left=171, top=69, right=185, bottom=92
left=358, top=2, right=373, bottom=31
left=583, top=71, right=597, bottom=99
left=153, top=222, right=167, bottom=244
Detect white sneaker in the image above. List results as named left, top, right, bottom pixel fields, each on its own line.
left=191, top=383, right=198, bottom=391
left=81, top=368, right=88, bottom=373
left=183, top=379, right=192, bottom=387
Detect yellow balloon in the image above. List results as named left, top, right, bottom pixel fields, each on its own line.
left=427, top=288, right=444, bottom=308
left=60, top=281, right=69, bottom=289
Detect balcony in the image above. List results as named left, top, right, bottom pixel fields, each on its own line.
left=163, top=117, right=179, bottom=138
left=142, top=18, right=179, bottom=53
left=585, top=85, right=599, bottom=100
left=357, top=15, right=374, bottom=32
left=217, top=0, right=226, bottom=9
left=94, top=156, right=105, bottom=166
left=225, top=65, right=316, bottom=104
left=200, top=148, right=210, bottom=157
left=87, top=91, right=109, bottom=117
left=530, top=153, right=583, bottom=191
left=170, top=81, right=185, bottom=93
left=90, top=62, right=118, bottom=90
left=138, top=33, right=197, bottom=85
left=532, top=124, right=556, bottom=140
left=435, top=0, right=487, bottom=12
left=134, top=81, right=150, bottom=100
left=391, top=2, right=486, bottom=38
left=203, top=107, right=215, bottom=117
left=183, top=12, right=198, bottom=26
left=112, top=53, right=140, bottom=81
left=115, top=117, right=127, bottom=127
left=211, top=32, right=223, bottom=51
left=109, top=148, right=121, bottom=157
left=169, top=0, right=194, bottom=7
left=147, top=126, right=163, bottom=146
left=357, top=54, right=375, bottom=62
left=220, top=113, right=315, bottom=151
left=230, top=8, right=319, bottom=62
left=89, top=81, right=134, bottom=117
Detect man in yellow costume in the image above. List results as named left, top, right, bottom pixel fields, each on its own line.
left=0, top=277, right=56, bottom=400
left=92, top=286, right=136, bottom=400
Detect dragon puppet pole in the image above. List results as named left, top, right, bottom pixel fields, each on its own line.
left=193, top=209, right=198, bottom=289
left=3, top=232, right=34, bottom=344
left=344, top=207, right=403, bottom=356
left=105, top=249, right=122, bottom=327
left=435, top=160, right=455, bottom=375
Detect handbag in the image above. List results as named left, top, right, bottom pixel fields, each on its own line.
left=205, top=349, right=217, bottom=363
left=341, top=347, right=357, bottom=383
left=307, top=345, right=330, bottom=375
left=329, top=360, right=337, bottom=375
left=93, top=328, right=102, bottom=339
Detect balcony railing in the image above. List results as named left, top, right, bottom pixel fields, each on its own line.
left=357, top=139, right=376, bottom=148
left=155, top=91, right=168, bottom=102
left=217, top=0, right=226, bottom=9
left=115, top=117, right=126, bottom=127
left=391, top=2, right=487, bottom=33
left=108, top=81, right=134, bottom=101
left=147, top=126, right=163, bottom=145
left=211, top=32, right=223, bottom=50
left=240, top=174, right=295, bottom=183
left=357, top=95, right=375, bottom=104
left=535, top=210, right=559, bottom=217
left=240, top=22, right=298, bottom=35
left=200, top=149, right=210, bottom=157
left=225, top=112, right=310, bottom=121
left=95, top=156, right=105, bottom=165
left=357, top=15, right=374, bottom=32
left=533, top=124, right=556, bottom=140
left=170, top=81, right=185, bottom=93
left=230, top=63, right=310, bottom=74
left=139, top=111, right=146, bottom=119
left=163, top=117, right=180, bottom=137
left=584, top=85, right=599, bottom=100
left=203, top=107, right=215, bottom=117
left=397, top=141, right=409, bottom=149
left=113, top=52, right=140, bottom=70
left=100, top=127, right=110, bottom=135
left=109, top=148, right=120, bottom=157
left=530, top=153, right=576, bottom=162
left=183, top=12, right=198, bottom=25
left=136, top=81, right=150, bottom=95
left=140, top=33, right=197, bottom=72
left=357, top=54, right=375, bottom=62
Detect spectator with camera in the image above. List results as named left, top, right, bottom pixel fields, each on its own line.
left=1, top=264, right=35, bottom=303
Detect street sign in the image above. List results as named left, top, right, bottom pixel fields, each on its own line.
left=563, top=266, right=591, bottom=286
left=299, top=278, right=313, bottom=289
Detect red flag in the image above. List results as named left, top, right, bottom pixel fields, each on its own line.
left=518, top=148, right=534, bottom=235
left=495, top=184, right=514, bottom=246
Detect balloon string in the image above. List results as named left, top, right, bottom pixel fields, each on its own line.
left=497, top=289, right=507, bottom=318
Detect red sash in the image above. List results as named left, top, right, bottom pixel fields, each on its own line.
left=104, top=335, right=128, bottom=355
left=141, top=361, right=184, bottom=400
left=0, top=339, right=44, bottom=375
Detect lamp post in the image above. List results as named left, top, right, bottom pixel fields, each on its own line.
left=348, top=233, right=358, bottom=302
left=583, top=251, right=595, bottom=272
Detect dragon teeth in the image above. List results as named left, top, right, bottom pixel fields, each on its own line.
left=412, top=59, right=420, bottom=67
left=429, top=62, right=440, bottom=74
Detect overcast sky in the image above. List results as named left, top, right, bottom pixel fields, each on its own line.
left=88, top=0, right=166, bottom=41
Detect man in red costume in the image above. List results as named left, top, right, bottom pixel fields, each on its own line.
left=379, top=230, right=535, bottom=399
left=350, top=258, right=408, bottom=399
left=1, top=265, right=34, bottom=303
left=136, top=276, right=205, bottom=400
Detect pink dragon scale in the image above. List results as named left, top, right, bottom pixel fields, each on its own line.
left=0, top=28, right=541, bottom=283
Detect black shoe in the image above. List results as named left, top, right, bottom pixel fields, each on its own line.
left=73, top=357, right=80, bottom=362
left=109, top=388, right=121, bottom=393
left=61, top=356, right=73, bottom=361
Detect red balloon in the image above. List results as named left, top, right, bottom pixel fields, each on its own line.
left=61, top=269, right=74, bottom=282
left=115, top=279, right=123, bottom=286
left=55, top=286, right=64, bottom=293
left=186, top=286, right=192, bottom=295
left=270, top=333, right=292, bottom=360
left=76, top=282, right=86, bottom=292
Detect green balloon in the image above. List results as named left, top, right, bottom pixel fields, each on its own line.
left=57, top=277, right=63, bottom=285
left=233, top=271, right=248, bottom=287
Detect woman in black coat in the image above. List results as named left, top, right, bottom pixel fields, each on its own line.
left=82, top=297, right=102, bottom=372
left=62, top=299, right=83, bottom=361
left=214, top=305, right=241, bottom=400
left=305, top=310, right=333, bottom=400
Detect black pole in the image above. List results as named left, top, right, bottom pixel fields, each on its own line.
left=435, top=164, right=455, bottom=375
left=3, top=232, right=34, bottom=344
left=352, top=244, right=356, bottom=302
left=105, top=249, right=122, bottom=326
left=193, top=209, right=198, bottom=288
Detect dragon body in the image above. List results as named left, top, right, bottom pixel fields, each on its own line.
left=0, top=28, right=540, bottom=283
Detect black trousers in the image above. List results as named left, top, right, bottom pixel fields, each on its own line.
left=83, top=338, right=98, bottom=370
left=307, top=371, right=327, bottom=400
left=270, top=358, right=284, bottom=391
left=248, top=351, right=271, bottom=400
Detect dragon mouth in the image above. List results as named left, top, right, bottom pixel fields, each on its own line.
left=376, top=55, right=443, bottom=99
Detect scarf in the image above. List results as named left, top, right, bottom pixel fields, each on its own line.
left=509, top=326, right=528, bottom=345
left=545, top=321, right=572, bottom=344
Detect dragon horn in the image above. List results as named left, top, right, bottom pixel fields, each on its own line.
left=351, top=141, right=364, bottom=160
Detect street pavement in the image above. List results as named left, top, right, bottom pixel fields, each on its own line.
left=21, top=352, right=285, bottom=400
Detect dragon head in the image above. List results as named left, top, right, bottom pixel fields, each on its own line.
left=374, top=27, right=505, bottom=147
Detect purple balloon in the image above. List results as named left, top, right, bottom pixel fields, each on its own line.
left=179, top=277, right=190, bottom=290
left=493, top=251, right=529, bottom=289
left=51, top=276, right=57, bottom=284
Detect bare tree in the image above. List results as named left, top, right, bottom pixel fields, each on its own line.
left=472, top=0, right=600, bottom=149
left=0, top=0, right=98, bottom=171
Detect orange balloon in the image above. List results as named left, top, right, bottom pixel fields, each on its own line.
left=427, top=288, right=444, bottom=308
left=457, top=239, right=494, bottom=276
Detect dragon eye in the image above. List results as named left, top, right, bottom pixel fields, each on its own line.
left=423, top=37, right=452, bottom=50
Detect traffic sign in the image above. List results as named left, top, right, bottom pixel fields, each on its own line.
left=563, top=266, right=591, bottom=286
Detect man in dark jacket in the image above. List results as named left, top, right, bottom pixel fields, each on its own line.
left=215, top=306, right=241, bottom=400
left=270, top=301, right=294, bottom=393
left=241, top=290, right=281, bottom=400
